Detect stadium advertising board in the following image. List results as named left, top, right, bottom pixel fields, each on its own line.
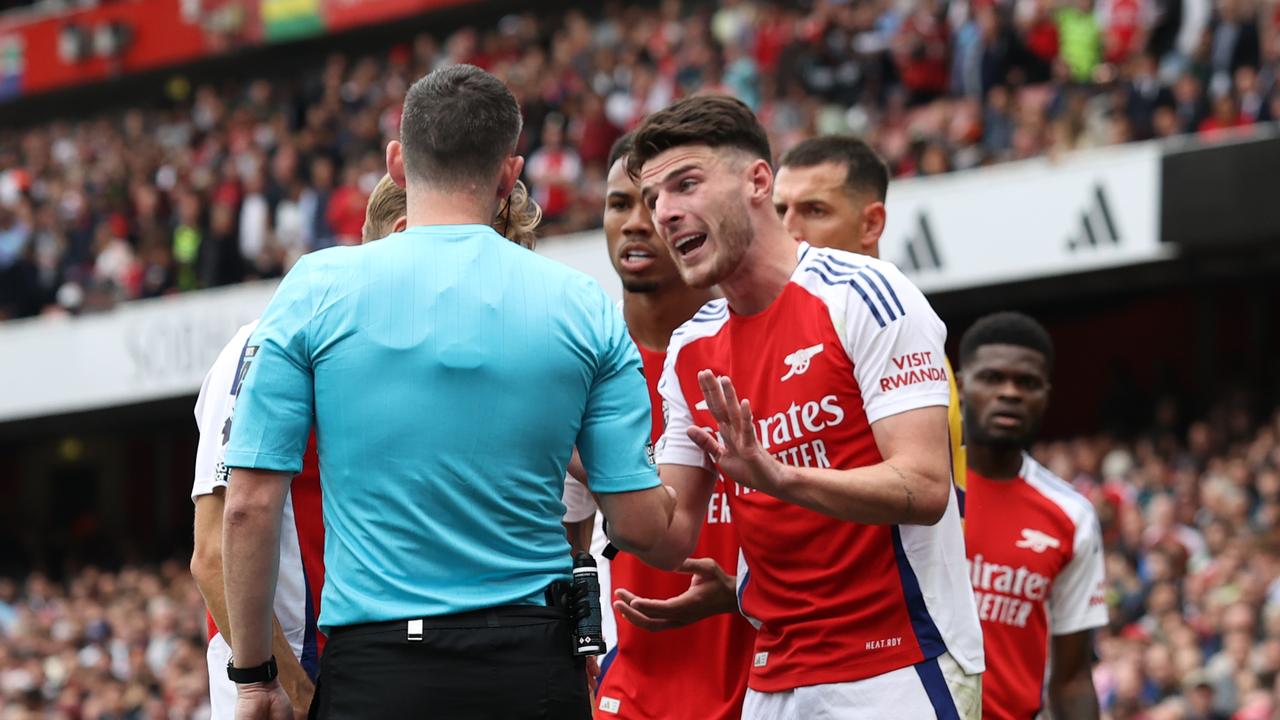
left=880, top=141, right=1170, bottom=293
left=0, top=0, right=224, bottom=98
left=0, top=282, right=275, bottom=423
left=322, top=0, right=476, bottom=34
left=261, top=0, right=325, bottom=42
left=0, top=0, right=482, bottom=99
left=0, top=33, right=22, bottom=101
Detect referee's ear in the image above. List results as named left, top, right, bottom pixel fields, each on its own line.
left=387, top=141, right=408, bottom=189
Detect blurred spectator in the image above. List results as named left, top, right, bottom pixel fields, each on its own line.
left=1058, top=0, right=1105, bottom=81
left=526, top=113, right=583, bottom=227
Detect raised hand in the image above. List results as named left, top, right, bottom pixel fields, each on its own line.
left=686, top=370, right=784, bottom=494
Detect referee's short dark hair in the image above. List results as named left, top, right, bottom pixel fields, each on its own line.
left=626, top=95, right=772, bottom=179
left=401, top=65, right=522, bottom=191
left=959, top=312, right=1055, bottom=372
left=778, top=135, right=890, bottom=202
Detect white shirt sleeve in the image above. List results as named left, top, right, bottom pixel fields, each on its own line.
left=192, top=323, right=256, bottom=503
left=654, top=344, right=714, bottom=470
left=1050, top=509, right=1109, bottom=635
left=838, top=260, right=951, bottom=423
left=561, top=476, right=598, bottom=523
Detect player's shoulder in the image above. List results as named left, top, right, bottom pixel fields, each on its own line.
left=207, top=321, right=259, bottom=386
left=195, top=320, right=259, bottom=422
left=792, top=245, right=919, bottom=325
left=797, top=245, right=912, bottom=284
left=1020, top=453, right=1099, bottom=533
left=229, top=319, right=260, bottom=351
left=667, top=298, right=729, bottom=356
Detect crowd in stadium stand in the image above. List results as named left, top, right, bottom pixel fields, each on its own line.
left=0, top=402, right=1276, bottom=718
left=0, top=0, right=1278, bottom=320
left=1036, top=401, right=1280, bottom=720
left=0, top=562, right=211, bottom=719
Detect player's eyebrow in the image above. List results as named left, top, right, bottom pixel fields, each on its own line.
left=641, top=163, right=700, bottom=206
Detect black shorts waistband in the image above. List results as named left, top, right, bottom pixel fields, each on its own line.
left=330, top=604, right=570, bottom=638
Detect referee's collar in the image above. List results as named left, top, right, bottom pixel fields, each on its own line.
left=404, top=223, right=499, bottom=235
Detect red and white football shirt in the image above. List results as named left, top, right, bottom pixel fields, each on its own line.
left=964, top=454, right=1107, bottom=720
left=193, top=321, right=326, bottom=719
left=656, top=244, right=983, bottom=692
left=563, top=335, right=754, bottom=718
left=591, top=341, right=755, bottom=719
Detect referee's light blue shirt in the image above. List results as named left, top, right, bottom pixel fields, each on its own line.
left=224, top=225, right=658, bottom=631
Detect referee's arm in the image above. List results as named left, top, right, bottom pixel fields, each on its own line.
left=576, top=289, right=686, bottom=569
left=597, top=464, right=713, bottom=570
left=222, top=259, right=317, bottom=671
left=223, top=469, right=292, bottom=666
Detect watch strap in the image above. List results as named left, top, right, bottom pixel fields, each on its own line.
left=227, top=655, right=278, bottom=684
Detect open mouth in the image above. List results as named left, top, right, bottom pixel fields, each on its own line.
left=674, top=233, right=707, bottom=257
left=619, top=246, right=656, bottom=272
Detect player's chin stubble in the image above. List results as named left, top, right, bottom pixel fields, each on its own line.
left=623, top=279, right=661, bottom=294
left=706, top=198, right=755, bottom=286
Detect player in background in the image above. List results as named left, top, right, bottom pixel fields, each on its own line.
left=191, top=328, right=326, bottom=719
left=773, top=136, right=966, bottom=507
left=191, top=175, right=541, bottom=720
left=958, top=312, right=1107, bottom=720
left=615, top=135, right=973, bottom=635
left=561, top=133, right=756, bottom=719
left=626, top=95, right=983, bottom=718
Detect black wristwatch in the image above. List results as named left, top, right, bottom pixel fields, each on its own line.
left=227, top=655, right=278, bottom=684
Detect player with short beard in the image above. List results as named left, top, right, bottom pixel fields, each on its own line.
left=625, top=95, right=984, bottom=719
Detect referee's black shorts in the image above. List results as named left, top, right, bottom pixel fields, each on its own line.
left=309, top=605, right=591, bottom=720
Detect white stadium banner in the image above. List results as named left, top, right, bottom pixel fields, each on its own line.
left=0, top=142, right=1173, bottom=421
left=881, top=140, right=1173, bottom=293
left=0, top=281, right=276, bottom=423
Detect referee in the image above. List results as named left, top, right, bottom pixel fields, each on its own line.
left=220, top=65, right=677, bottom=720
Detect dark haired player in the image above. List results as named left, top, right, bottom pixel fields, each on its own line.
left=563, top=133, right=756, bottom=719
left=959, top=312, right=1106, bottom=720
left=625, top=95, right=983, bottom=718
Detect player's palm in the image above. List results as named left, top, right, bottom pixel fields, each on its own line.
left=687, top=370, right=781, bottom=493
left=614, top=557, right=737, bottom=631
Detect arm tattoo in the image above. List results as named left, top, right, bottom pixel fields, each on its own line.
left=887, top=463, right=913, bottom=516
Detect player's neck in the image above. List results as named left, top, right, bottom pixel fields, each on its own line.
left=719, top=227, right=799, bottom=316
left=623, top=288, right=715, bottom=352
left=405, top=189, right=496, bottom=229
left=967, top=445, right=1024, bottom=480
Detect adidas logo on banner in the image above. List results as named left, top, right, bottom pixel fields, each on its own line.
left=1066, top=185, right=1121, bottom=252
left=898, top=212, right=944, bottom=274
